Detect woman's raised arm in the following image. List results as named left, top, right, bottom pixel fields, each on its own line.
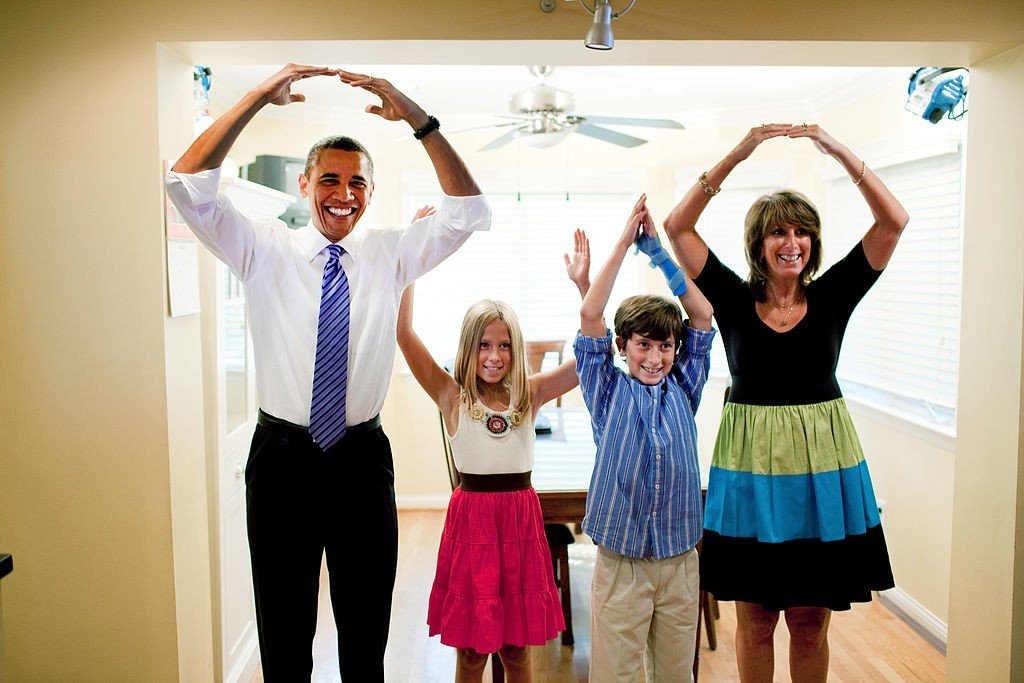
left=788, top=124, right=909, bottom=270
left=663, top=124, right=792, bottom=277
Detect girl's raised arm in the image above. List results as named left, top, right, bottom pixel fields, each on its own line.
left=396, top=284, right=459, bottom=413
left=529, top=360, right=578, bottom=418
left=531, top=228, right=590, bottom=412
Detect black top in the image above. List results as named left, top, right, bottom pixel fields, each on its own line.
left=694, top=242, right=881, bottom=406
left=0, top=553, right=11, bottom=580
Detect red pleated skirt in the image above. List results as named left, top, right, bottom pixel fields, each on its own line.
left=427, top=487, right=565, bottom=653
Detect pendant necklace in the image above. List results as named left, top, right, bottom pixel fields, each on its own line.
left=777, top=302, right=795, bottom=327
left=766, top=294, right=800, bottom=327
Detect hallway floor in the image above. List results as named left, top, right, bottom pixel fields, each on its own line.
left=251, top=509, right=945, bottom=682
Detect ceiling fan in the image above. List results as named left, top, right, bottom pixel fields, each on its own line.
left=464, top=66, right=685, bottom=151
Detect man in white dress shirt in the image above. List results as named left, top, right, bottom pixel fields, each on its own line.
left=165, top=64, right=490, bottom=681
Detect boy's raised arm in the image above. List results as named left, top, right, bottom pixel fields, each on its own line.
left=635, top=218, right=714, bottom=332
left=581, top=195, right=649, bottom=337
left=677, top=278, right=713, bottom=331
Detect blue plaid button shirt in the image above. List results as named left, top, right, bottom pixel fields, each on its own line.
left=574, top=326, right=715, bottom=559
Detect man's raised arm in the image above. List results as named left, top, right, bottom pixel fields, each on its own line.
left=172, top=63, right=337, bottom=175
left=338, top=70, right=481, bottom=197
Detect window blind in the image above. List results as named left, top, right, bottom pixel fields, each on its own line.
left=826, top=150, right=963, bottom=427
left=407, top=190, right=643, bottom=367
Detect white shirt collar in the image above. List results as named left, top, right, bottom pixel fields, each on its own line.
left=294, top=222, right=363, bottom=263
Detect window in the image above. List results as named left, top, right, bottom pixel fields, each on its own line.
left=826, top=139, right=963, bottom=430
left=674, top=133, right=964, bottom=434
left=404, top=168, right=644, bottom=366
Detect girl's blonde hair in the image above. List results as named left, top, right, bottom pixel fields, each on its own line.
left=453, top=300, right=531, bottom=416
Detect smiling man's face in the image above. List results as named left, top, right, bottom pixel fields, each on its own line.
left=298, top=148, right=374, bottom=242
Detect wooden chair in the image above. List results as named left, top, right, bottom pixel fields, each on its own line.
left=524, top=339, right=577, bottom=645
left=693, top=488, right=718, bottom=681
left=694, top=386, right=731, bottom=678
left=439, top=409, right=460, bottom=491
left=546, top=523, right=576, bottom=646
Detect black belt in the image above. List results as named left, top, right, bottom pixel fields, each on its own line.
left=257, top=409, right=381, bottom=440
left=458, top=471, right=532, bottom=492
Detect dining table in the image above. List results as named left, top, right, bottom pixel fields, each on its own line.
left=530, top=407, right=594, bottom=648
left=532, top=406, right=595, bottom=525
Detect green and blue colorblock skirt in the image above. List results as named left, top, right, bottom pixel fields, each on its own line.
left=700, top=398, right=895, bottom=611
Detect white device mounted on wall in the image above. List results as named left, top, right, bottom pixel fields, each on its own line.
left=905, top=67, right=969, bottom=124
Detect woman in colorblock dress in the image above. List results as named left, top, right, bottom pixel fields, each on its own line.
left=663, top=123, right=909, bottom=682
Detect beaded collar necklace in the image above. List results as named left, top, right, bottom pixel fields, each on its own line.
left=470, top=400, right=523, bottom=437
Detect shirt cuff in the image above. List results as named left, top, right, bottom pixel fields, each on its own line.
left=684, top=325, right=716, bottom=356
left=166, top=166, right=222, bottom=206
left=438, top=193, right=492, bottom=233
left=574, top=329, right=613, bottom=354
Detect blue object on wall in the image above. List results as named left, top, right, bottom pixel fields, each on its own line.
left=905, top=67, right=968, bottom=124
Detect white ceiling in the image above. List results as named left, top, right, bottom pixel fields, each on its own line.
left=208, top=63, right=913, bottom=135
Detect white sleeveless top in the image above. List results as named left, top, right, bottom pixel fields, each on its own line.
left=449, top=402, right=535, bottom=475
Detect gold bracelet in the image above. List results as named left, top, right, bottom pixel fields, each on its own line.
left=852, top=160, right=866, bottom=186
left=698, top=171, right=721, bottom=197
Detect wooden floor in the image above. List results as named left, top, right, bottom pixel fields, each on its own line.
left=253, top=509, right=945, bottom=682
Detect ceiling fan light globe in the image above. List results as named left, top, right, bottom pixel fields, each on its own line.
left=512, top=85, right=574, bottom=115
left=520, top=129, right=571, bottom=148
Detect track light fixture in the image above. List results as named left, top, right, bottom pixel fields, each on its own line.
left=578, top=0, right=636, bottom=50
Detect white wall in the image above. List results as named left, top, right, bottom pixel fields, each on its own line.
left=947, top=44, right=1024, bottom=682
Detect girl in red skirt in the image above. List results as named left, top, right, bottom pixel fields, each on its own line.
left=396, top=231, right=590, bottom=682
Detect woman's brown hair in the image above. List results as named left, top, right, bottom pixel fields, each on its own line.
left=743, top=190, right=823, bottom=301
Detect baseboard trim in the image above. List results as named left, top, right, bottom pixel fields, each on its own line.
left=396, top=494, right=449, bottom=510
left=877, top=587, right=948, bottom=654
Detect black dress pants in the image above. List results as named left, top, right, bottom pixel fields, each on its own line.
left=245, top=413, right=398, bottom=682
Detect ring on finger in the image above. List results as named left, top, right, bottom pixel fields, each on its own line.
left=802, top=123, right=808, bottom=131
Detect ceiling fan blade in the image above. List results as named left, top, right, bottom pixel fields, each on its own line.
left=445, top=120, right=523, bottom=135
left=396, top=120, right=522, bottom=142
left=576, top=115, right=685, bottom=130
left=479, top=128, right=523, bottom=151
left=574, top=123, right=648, bottom=148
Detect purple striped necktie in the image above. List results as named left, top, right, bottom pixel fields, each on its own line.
left=309, top=244, right=350, bottom=451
